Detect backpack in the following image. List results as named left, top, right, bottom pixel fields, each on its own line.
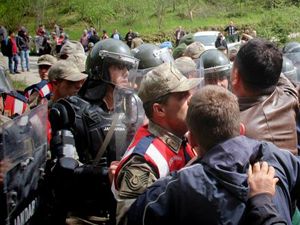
left=1, top=38, right=9, bottom=56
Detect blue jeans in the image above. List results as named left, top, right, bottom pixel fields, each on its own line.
left=8, top=54, right=19, bottom=73
left=19, top=49, right=30, bottom=71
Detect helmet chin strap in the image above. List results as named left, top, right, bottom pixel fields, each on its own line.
left=101, top=78, right=115, bottom=88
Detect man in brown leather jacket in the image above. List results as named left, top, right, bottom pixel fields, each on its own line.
left=231, top=38, right=299, bottom=155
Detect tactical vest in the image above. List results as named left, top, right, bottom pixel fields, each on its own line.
left=65, top=96, right=129, bottom=165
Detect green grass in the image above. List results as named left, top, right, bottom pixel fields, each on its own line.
left=10, top=79, right=27, bottom=91
left=4, top=2, right=300, bottom=45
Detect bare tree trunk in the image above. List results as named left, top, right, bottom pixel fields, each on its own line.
left=173, top=0, right=176, bottom=11
left=189, top=10, right=193, bottom=21
left=156, top=1, right=166, bottom=30
left=187, top=0, right=193, bottom=21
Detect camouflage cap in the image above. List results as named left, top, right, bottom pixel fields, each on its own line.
left=59, top=40, right=85, bottom=57
left=173, top=43, right=187, bottom=59
left=138, top=62, right=201, bottom=103
left=184, top=42, right=206, bottom=59
left=48, top=60, right=88, bottom=82
left=174, top=56, right=197, bottom=75
left=65, top=54, right=87, bottom=73
left=37, top=54, right=57, bottom=66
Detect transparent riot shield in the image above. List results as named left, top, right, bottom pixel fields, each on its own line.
left=0, top=104, right=48, bottom=225
left=113, top=86, right=145, bottom=160
left=0, top=66, right=14, bottom=93
left=283, top=53, right=300, bottom=82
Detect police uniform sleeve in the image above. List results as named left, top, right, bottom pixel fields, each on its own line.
left=115, top=155, right=158, bottom=225
left=117, top=155, right=158, bottom=198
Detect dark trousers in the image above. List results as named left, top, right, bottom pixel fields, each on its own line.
left=8, top=54, right=18, bottom=73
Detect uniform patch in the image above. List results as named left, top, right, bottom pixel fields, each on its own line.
left=119, top=167, right=151, bottom=197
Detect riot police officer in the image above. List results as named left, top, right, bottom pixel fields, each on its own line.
left=196, top=49, right=231, bottom=89
left=48, top=38, right=141, bottom=225
left=131, top=43, right=174, bottom=91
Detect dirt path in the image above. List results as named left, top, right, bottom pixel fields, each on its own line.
left=0, top=53, right=41, bottom=87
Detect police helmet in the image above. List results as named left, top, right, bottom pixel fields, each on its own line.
left=282, top=56, right=297, bottom=82
left=130, top=43, right=173, bottom=92
left=132, top=43, right=173, bottom=70
left=197, top=49, right=231, bottom=86
left=282, top=42, right=300, bottom=54
left=79, top=39, right=139, bottom=102
left=85, top=38, right=139, bottom=82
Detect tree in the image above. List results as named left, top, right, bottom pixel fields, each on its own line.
left=153, top=0, right=169, bottom=30
left=186, top=0, right=202, bottom=21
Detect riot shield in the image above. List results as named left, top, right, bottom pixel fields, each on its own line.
left=0, top=104, right=48, bottom=225
left=113, top=86, right=145, bottom=160
left=0, top=66, right=14, bottom=93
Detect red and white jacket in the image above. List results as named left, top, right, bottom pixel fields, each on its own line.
left=24, top=80, right=53, bottom=100
left=3, top=93, right=28, bottom=118
left=114, top=124, right=195, bottom=190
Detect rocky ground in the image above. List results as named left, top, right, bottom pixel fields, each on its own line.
left=0, top=53, right=41, bottom=87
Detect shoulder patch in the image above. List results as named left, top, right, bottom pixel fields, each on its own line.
left=119, top=166, right=154, bottom=198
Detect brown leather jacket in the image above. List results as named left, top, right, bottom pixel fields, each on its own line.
left=239, top=75, right=299, bottom=155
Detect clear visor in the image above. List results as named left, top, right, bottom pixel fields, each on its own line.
left=194, top=58, right=205, bottom=77
left=284, top=53, right=300, bottom=82
left=283, top=67, right=298, bottom=82
left=99, top=50, right=139, bottom=87
left=195, top=57, right=231, bottom=88
left=153, top=47, right=174, bottom=64
left=113, top=86, right=145, bottom=159
left=128, top=67, right=153, bottom=92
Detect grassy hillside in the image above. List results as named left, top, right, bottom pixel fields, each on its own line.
left=1, top=0, right=300, bottom=45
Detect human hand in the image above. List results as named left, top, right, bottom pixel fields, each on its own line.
left=248, top=161, right=279, bottom=198
left=108, top=160, right=120, bottom=184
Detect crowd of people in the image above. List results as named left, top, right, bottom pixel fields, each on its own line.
left=0, top=21, right=300, bottom=225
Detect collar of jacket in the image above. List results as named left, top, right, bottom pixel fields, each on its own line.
left=238, top=93, right=271, bottom=111
left=148, top=120, right=184, bottom=153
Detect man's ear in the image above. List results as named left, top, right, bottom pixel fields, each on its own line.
left=187, top=131, right=198, bottom=149
left=153, top=103, right=165, bottom=117
left=187, top=131, right=202, bottom=156
left=240, top=122, right=246, bottom=135
left=231, top=66, right=239, bottom=87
